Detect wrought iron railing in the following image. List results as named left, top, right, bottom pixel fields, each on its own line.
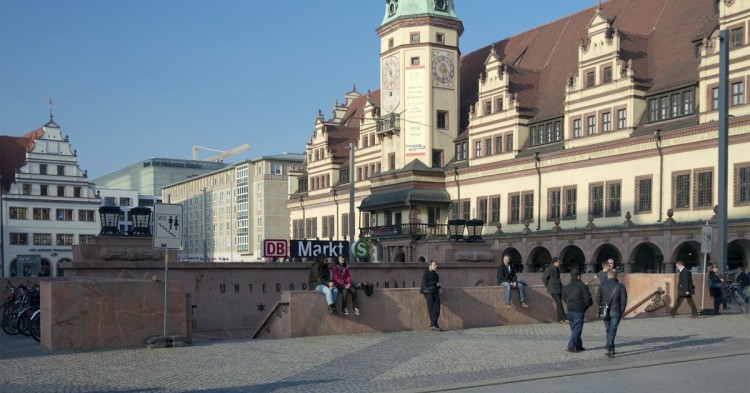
left=359, top=223, right=448, bottom=239
left=376, top=113, right=400, bottom=136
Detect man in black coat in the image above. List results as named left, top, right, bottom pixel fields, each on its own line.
left=596, top=269, right=628, bottom=358
left=542, top=257, right=566, bottom=323
left=497, top=255, right=528, bottom=308
left=562, top=268, right=592, bottom=353
left=668, top=260, right=698, bottom=318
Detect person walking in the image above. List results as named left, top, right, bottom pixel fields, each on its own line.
left=596, top=269, right=628, bottom=358
left=421, top=260, right=442, bottom=331
left=562, top=268, right=592, bottom=353
left=706, top=263, right=724, bottom=315
left=542, top=257, right=566, bottom=323
left=497, top=255, right=529, bottom=308
left=309, top=254, right=339, bottom=314
left=332, top=255, right=360, bottom=316
left=668, top=260, right=699, bottom=318
left=597, top=259, right=613, bottom=285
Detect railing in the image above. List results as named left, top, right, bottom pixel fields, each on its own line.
left=359, top=223, right=448, bottom=240
left=376, top=113, right=400, bottom=136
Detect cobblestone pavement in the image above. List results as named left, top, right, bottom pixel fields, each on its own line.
left=1, top=312, right=749, bottom=393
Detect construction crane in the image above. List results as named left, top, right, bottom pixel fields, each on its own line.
left=192, top=144, right=249, bottom=162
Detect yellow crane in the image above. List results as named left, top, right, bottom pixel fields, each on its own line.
left=192, top=144, right=249, bottom=162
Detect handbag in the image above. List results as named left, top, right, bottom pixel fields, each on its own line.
left=707, top=279, right=722, bottom=289
left=597, top=285, right=619, bottom=319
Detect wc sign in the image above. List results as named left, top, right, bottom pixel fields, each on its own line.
left=263, top=239, right=288, bottom=258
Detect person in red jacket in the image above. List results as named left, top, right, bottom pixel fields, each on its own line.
left=332, top=255, right=359, bottom=316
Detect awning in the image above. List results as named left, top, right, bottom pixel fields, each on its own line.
left=359, top=187, right=451, bottom=211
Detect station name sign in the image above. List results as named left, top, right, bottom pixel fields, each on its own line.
left=289, top=240, right=349, bottom=258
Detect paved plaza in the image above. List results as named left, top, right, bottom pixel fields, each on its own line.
left=1, top=311, right=749, bottom=393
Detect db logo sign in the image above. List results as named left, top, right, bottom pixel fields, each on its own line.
left=263, top=239, right=288, bottom=258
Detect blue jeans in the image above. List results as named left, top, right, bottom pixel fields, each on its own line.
left=500, top=281, right=527, bottom=304
left=567, top=311, right=585, bottom=351
left=603, top=313, right=621, bottom=351
left=314, top=284, right=338, bottom=306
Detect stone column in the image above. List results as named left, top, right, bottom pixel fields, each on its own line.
left=663, top=261, right=676, bottom=274
left=623, top=261, right=634, bottom=274
left=586, top=261, right=596, bottom=274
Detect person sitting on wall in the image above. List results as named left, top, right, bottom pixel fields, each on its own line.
left=497, top=254, right=529, bottom=309
left=309, top=254, right=339, bottom=314
left=332, top=255, right=359, bottom=316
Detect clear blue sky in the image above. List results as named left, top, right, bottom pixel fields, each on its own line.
left=0, top=0, right=596, bottom=179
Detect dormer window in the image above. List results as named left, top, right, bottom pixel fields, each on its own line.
left=434, top=0, right=448, bottom=12
left=388, top=0, right=398, bottom=17
left=436, top=33, right=444, bottom=44
left=647, top=87, right=696, bottom=122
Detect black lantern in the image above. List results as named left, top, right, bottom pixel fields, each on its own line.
left=465, top=219, right=485, bottom=242
left=98, top=205, right=122, bottom=235
left=448, top=219, right=466, bottom=241
left=129, top=207, right=152, bottom=236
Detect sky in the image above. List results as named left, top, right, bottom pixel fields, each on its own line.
left=0, top=0, right=597, bottom=179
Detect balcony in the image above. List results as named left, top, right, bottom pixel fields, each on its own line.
left=359, top=223, right=448, bottom=240
left=376, top=113, right=400, bottom=137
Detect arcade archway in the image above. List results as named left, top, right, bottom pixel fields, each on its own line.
left=528, top=246, right=552, bottom=273
left=631, top=242, right=665, bottom=273
left=592, top=244, right=622, bottom=272
left=673, top=241, right=702, bottom=270
left=502, top=247, right=524, bottom=272
left=560, top=245, right=585, bottom=273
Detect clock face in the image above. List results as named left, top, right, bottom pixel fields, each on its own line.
left=382, top=55, right=400, bottom=91
left=432, top=52, right=455, bottom=88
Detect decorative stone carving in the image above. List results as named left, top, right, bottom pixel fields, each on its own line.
left=495, top=223, right=503, bottom=235
left=586, top=214, right=596, bottom=230
left=664, top=208, right=676, bottom=224
left=552, top=217, right=561, bottom=233
left=522, top=219, right=532, bottom=234
left=455, top=251, right=494, bottom=262
left=623, top=211, right=633, bottom=228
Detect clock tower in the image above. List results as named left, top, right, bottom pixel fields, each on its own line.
left=376, top=0, right=463, bottom=169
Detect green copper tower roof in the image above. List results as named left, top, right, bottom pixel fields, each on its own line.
left=381, top=0, right=458, bottom=27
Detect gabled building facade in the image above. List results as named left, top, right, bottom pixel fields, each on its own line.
left=288, top=0, right=750, bottom=273
left=0, top=119, right=100, bottom=277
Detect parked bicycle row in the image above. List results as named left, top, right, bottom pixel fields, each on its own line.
left=1, top=284, right=41, bottom=342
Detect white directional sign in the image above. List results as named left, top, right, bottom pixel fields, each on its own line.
left=153, top=203, right=183, bottom=249
left=701, top=225, right=712, bottom=254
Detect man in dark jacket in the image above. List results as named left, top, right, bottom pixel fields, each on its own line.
left=596, top=269, right=628, bottom=358
left=542, top=257, right=566, bottom=323
left=668, top=260, right=698, bottom=318
left=562, top=268, right=592, bottom=353
left=309, top=254, right=339, bottom=314
left=497, top=255, right=528, bottom=308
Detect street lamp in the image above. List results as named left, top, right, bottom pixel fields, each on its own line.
left=98, top=206, right=123, bottom=235
left=129, top=206, right=153, bottom=236
left=465, top=219, right=485, bottom=242
left=447, top=219, right=466, bottom=241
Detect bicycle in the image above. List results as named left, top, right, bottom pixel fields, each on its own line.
left=723, top=281, right=748, bottom=314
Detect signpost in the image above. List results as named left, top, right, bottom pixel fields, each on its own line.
left=146, top=203, right=186, bottom=348
left=700, top=223, right=712, bottom=312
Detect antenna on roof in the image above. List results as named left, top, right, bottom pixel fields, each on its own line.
left=45, top=96, right=54, bottom=121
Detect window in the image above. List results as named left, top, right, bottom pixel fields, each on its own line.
left=271, top=164, right=283, bottom=175
left=736, top=164, right=750, bottom=206
left=23, top=184, right=31, bottom=195
left=305, top=218, right=317, bottom=239
left=485, top=139, right=492, bottom=156
left=10, top=233, right=28, bottom=245
left=603, top=67, right=612, bottom=83
left=530, top=118, right=563, bottom=146
left=341, top=213, right=349, bottom=238
left=648, top=88, right=696, bottom=122
left=587, top=116, right=596, bottom=135
left=505, top=134, right=513, bottom=152
left=671, top=93, right=681, bottom=117
left=437, top=110, right=448, bottom=129
left=56, top=234, right=74, bottom=246
left=683, top=90, right=695, bottom=115
left=293, top=219, right=303, bottom=239
left=484, top=100, right=492, bottom=115
left=635, top=176, right=652, bottom=214
left=57, top=165, right=65, bottom=175
left=695, top=42, right=703, bottom=59
left=490, top=196, right=501, bottom=223
left=33, top=208, right=51, bottom=220
left=9, top=207, right=27, bottom=219
left=40, top=185, right=48, bottom=196
left=522, top=192, right=534, bottom=222
left=496, top=97, right=504, bottom=111
left=427, top=207, right=440, bottom=225
left=589, top=183, right=604, bottom=218
left=477, top=197, right=488, bottom=223
left=602, top=112, right=611, bottom=132
left=648, top=99, right=659, bottom=122
left=357, top=167, right=362, bottom=181
left=120, top=197, right=131, bottom=207
left=56, top=209, right=73, bottom=221
left=617, top=109, right=626, bottom=129
left=436, top=33, right=444, bottom=43
left=410, top=32, right=420, bottom=43
left=562, top=187, right=576, bottom=219
left=257, top=217, right=263, bottom=227
left=495, top=136, right=503, bottom=154
left=731, top=26, right=744, bottom=48
left=33, top=233, right=51, bottom=245
left=695, top=169, right=713, bottom=209
left=322, top=215, right=334, bottom=238
left=78, top=210, right=96, bottom=221
left=673, top=172, right=691, bottom=210
left=573, top=119, right=582, bottom=138
left=432, top=150, right=442, bottom=168
left=586, top=71, right=595, bottom=87
left=475, top=141, right=482, bottom=157
left=461, top=200, right=470, bottom=220
left=509, top=193, right=521, bottom=223
left=411, top=57, right=420, bottom=66
left=659, top=96, right=669, bottom=119
left=712, top=87, right=720, bottom=110
left=39, top=164, right=47, bottom=175
left=606, top=181, right=621, bottom=216
left=388, top=38, right=394, bottom=49
left=732, top=82, right=744, bottom=106
left=340, top=168, right=350, bottom=183
left=548, top=188, right=561, bottom=221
